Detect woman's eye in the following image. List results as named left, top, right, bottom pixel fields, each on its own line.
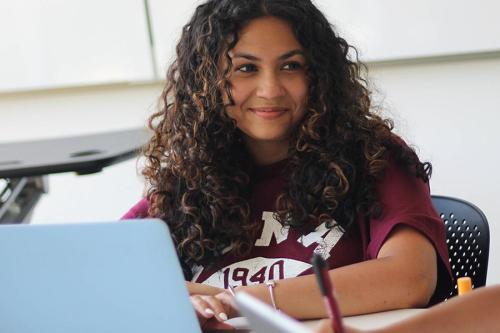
left=236, top=64, right=258, bottom=73
left=282, top=62, right=303, bottom=71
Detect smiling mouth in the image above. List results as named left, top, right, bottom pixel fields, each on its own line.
left=249, top=107, right=289, bottom=119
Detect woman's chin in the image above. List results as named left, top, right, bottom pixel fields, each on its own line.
left=244, top=132, right=290, bottom=144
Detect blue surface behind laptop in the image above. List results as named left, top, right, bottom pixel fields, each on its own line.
left=0, top=219, right=201, bottom=333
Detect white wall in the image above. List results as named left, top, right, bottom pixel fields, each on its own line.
left=369, top=57, right=500, bottom=284
left=0, top=0, right=154, bottom=92
left=316, top=0, right=500, bottom=61
left=0, top=83, right=162, bottom=221
left=0, top=2, right=498, bottom=284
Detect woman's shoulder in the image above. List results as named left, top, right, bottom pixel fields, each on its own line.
left=121, top=198, right=150, bottom=219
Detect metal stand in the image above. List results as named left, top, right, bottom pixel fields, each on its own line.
left=0, top=128, right=150, bottom=225
left=0, top=176, right=48, bottom=224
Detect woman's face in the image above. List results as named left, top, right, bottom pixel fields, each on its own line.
left=224, top=16, right=308, bottom=149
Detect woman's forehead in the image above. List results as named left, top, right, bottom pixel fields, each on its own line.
left=232, top=16, right=303, bottom=57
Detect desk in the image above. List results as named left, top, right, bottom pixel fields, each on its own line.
left=343, top=308, right=425, bottom=330
left=0, top=128, right=150, bottom=223
left=226, top=308, right=425, bottom=332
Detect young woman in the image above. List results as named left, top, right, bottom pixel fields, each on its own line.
left=123, top=0, right=452, bottom=326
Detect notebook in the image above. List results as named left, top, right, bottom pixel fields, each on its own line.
left=0, top=219, right=201, bottom=333
left=235, top=292, right=314, bottom=333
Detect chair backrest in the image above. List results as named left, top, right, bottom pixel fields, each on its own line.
left=431, top=195, right=490, bottom=297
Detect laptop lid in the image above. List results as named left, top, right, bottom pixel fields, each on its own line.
left=235, top=292, right=313, bottom=333
left=0, top=219, right=201, bottom=333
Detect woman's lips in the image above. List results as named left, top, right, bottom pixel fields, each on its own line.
left=249, top=107, right=288, bottom=119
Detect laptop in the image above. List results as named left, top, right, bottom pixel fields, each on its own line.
left=235, top=292, right=314, bottom=333
left=0, top=219, right=201, bottom=333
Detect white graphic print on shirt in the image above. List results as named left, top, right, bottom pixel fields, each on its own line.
left=200, top=257, right=311, bottom=288
left=192, top=211, right=344, bottom=288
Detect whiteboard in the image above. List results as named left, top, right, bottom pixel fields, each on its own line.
left=314, top=0, right=500, bottom=61
left=0, top=0, right=154, bottom=92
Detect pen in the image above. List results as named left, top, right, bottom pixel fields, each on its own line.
left=228, top=285, right=237, bottom=297
left=311, top=253, right=345, bottom=333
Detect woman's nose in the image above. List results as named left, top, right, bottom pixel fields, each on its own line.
left=255, top=71, right=286, bottom=99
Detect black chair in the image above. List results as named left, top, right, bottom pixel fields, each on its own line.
left=431, top=195, right=490, bottom=297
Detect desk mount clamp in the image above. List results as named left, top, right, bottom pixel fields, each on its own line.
left=0, top=176, right=48, bottom=224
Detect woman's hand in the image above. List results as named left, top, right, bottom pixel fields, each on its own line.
left=190, top=290, right=240, bottom=328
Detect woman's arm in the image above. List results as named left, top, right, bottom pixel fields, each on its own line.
left=317, top=285, right=500, bottom=333
left=239, top=225, right=437, bottom=319
left=186, top=281, right=224, bottom=296
left=371, top=285, right=500, bottom=333
left=191, top=225, right=438, bottom=321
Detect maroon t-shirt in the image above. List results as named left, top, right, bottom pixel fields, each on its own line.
left=122, top=160, right=452, bottom=303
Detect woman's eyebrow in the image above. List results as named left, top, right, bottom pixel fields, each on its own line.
left=231, top=52, right=260, bottom=61
left=230, top=49, right=305, bottom=61
left=278, top=49, right=305, bottom=60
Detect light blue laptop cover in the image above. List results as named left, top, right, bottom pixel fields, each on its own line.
left=0, top=219, right=201, bottom=333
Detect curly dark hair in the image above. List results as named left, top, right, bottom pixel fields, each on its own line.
left=142, top=0, right=431, bottom=279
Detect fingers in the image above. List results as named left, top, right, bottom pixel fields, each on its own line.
left=191, top=295, right=216, bottom=319
left=190, top=295, right=211, bottom=326
left=203, top=295, right=229, bottom=321
left=190, top=295, right=230, bottom=322
left=215, top=291, right=240, bottom=318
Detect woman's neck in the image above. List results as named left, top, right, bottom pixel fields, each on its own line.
left=244, top=138, right=289, bottom=166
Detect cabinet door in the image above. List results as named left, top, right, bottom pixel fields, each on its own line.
left=0, top=0, right=154, bottom=92
left=147, top=0, right=201, bottom=78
